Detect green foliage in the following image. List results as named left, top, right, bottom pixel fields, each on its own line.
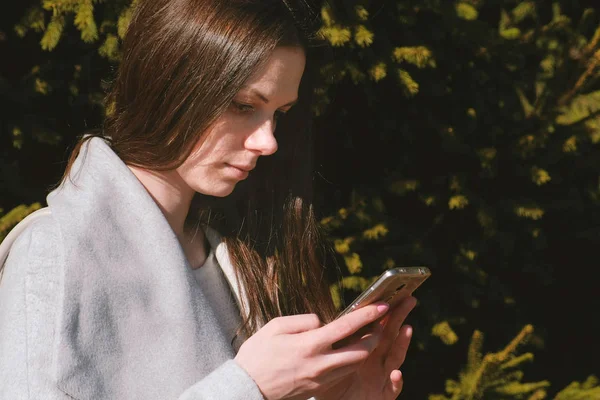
left=432, top=321, right=459, bottom=345
left=14, top=6, right=45, bottom=37
left=456, top=3, right=479, bottom=21
left=429, top=325, right=600, bottom=399
left=15, top=0, right=135, bottom=56
left=74, top=0, right=98, bottom=43
left=554, top=376, right=600, bottom=399
left=41, top=14, right=66, bottom=50
left=311, top=1, right=600, bottom=397
left=432, top=325, right=551, bottom=399
left=392, top=46, right=435, bottom=68
left=0, top=203, right=42, bottom=242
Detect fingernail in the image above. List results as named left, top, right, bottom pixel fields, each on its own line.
left=377, top=303, right=390, bottom=313
left=405, top=325, right=413, bottom=337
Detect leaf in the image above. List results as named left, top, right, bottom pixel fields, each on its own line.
left=0, top=203, right=43, bottom=241
left=556, top=91, right=600, bottom=125
left=14, top=6, right=45, bottom=38
left=320, top=4, right=334, bottom=26
left=495, top=381, right=551, bottom=396
left=34, top=78, right=50, bottom=95
left=501, top=353, right=534, bottom=370
left=362, top=223, right=389, bottom=240
left=512, top=1, right=536, bottom=24
left=392, top=46, right=434, bottom=68
left=397, top=69, right=419, bottom=96
left=531, top=167, right=551, bottom=186
left=432, top=321, right=459, bottom=345
left=319, top=25, right=352, bottom=47
left=344, top=252, right=363, bottom=274
left=563, top=135, right=577, bottom=153
left=369, top=62, right=387, bottom=82
left=74, top=0, right=98, bottom=43
left=12, top=127, right=23, bottom=149
left=117, top=4, right=135, bottom=39
left=501, top=27, right=522, bottom=40
left=355, top=5, right=369, bottom=21
left=515, top=206, right=544, bottom=220
left=98, top=33, right=120, bottom=61
left=456, top=2, right=478, bottom=21
left=354, top=25, right=374, bottom=48
left=339, top=275, right=372, bottom=292
left=449, top=195, right=469, bottom=210
left=334, top=237, right=354, bottom=254
left=516, top=87, right=535, bottom=117
left=40, top=14, right=65, bottom=51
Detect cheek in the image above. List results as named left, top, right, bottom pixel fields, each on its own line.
left=208, top=124, right=248, bottom=155
left=219, top=109, right=261, bottom=139
left=183, top=125, right=231, bottom=166
left=176, top=116, right=248, bottom=175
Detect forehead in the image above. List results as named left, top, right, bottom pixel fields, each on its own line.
left=242, top=47, right=306, bottom=97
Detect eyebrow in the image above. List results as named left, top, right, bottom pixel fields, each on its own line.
left=242, top=87, right=298, bottom=108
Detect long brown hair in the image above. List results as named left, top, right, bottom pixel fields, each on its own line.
left=64, top=0, right=337, bottom=337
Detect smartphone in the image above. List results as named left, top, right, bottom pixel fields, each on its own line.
left=331, top=266, right=430, bottom=349
left=336, top=266, right=431, bottom=319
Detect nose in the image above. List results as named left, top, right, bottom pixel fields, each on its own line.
left=244, top=119, right=278, bottom=156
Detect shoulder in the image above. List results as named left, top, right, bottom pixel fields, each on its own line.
left=0, top=211, right=64, bottom=398
left=2, top=210, right=62, bottom=288
left=5, top=210, right=62, bottom=267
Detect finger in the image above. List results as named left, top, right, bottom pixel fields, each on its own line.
left=314, top=362, right=358, bottom=389
left=331, top=317, right=386, bottom=350
left=378, top=313, right=391, bottom=328
left=313, top=302, right=389, bottom=347
left=320, top=330, right=382, bottom=370
left=374, top=297, right=416, bottom=356
left=265, top=313, right=322, bottom=335
left=384, top=325, right=412, bottom=372
left=383, top=369, right=404, bottom=399
left=388, top=296, right=416, bottom=333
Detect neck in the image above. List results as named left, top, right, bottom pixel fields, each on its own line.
left=128, top=166, right=194, bottom=240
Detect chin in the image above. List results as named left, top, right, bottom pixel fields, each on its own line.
left=196, top=183, right=237, bottom=198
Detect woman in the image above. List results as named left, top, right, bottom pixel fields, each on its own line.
left=0, top=0, right=417, bottom=399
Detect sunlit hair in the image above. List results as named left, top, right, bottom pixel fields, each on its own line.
left=63, top=0, right=337, bottom=339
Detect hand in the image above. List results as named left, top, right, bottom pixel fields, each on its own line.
left=317, top=296, right=417, bottom=400
left=234, top=302, right=391, bottom=400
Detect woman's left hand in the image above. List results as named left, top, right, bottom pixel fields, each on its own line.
left=316, top=296, right=417, bottom=400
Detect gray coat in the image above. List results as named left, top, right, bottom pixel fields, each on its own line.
left=0, top=137, right=265, bottom=399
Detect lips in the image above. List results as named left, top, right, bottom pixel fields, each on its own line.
left=228, top=164, right=254, bottom=172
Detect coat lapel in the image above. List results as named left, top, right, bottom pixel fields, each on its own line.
left=203, top=227, right=251, bottom=325
left=47, top=137, right=245, bottom=399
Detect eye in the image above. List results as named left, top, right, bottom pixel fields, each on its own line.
left=231, top=101, right=254, bottom=113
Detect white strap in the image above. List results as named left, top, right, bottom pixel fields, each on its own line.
left=0, top=207, right=51, bottom=267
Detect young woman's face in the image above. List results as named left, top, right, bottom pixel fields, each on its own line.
left=177, top=46, right=306, bottom=197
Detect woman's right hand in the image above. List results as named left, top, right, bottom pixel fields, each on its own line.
left=234, top=302, right=391, bottom=400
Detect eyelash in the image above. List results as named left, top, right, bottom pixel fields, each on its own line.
left=232, top=102, right=254, bottom=113
left=232, top=101, right=287, bottom=121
